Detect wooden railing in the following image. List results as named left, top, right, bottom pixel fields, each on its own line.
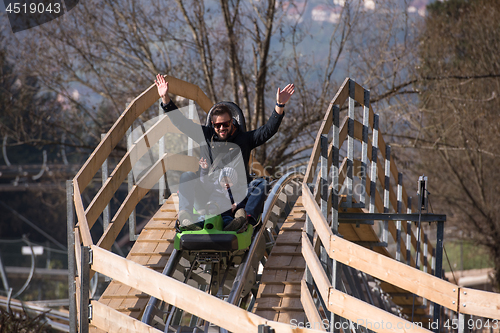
left=306, top=78, right=437, bottom=273
left=69, top=75, right=316, bottom=332
left=73, top=75, right=214, bottom=248
left=300, top=78, right=500, bottom=333
left=70, top=75, right=215, bottom=331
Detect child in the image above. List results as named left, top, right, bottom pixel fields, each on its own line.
left=199, top=157, right=247, bottom=232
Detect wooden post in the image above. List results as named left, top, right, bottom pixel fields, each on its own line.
left=360, top=89, right=370, bottom=208
left=433, top=220, right=445, bottom=332
left=127, top=125, right=138, bottom=241
left=79, top=246, right=91, bottom=333
left=345, top=80, right=355, bottom=208
left=406, top=197, right=412, bottom=266
left=67, top=180, right=77, bottom=333
left=320, top=135, right=329, bottom=274
left=158, top=100, right=166, bottom=205
left=383, top=145, right=391, bottom=245
left=331, top=105, right=340, bottom=234
left=369, top=114, right=379, bottom=213
left=396, top=173, right=403, bottom=262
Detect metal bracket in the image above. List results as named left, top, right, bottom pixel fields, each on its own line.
left=340, top=202, right=365, bottom=209
left=258, top=324, right=275, bottom=333
left=88, top=304, right=93, bottom=320
left=88, top=249, right=93, bottom=265
left=354, top=241, right=388, bottom=248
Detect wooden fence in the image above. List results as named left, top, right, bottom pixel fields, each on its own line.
left=300, top=78, right=500, bottom=333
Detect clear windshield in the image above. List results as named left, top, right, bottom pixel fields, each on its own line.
left=129, top=102, right=248, bottom=218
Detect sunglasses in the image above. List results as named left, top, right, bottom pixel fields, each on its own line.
left=213, top=120, right=231, bottom=129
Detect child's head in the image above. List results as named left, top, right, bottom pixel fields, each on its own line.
left=218, top=167, right=238, bottom=188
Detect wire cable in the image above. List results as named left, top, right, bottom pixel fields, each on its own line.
left=428, top=195, right=458, bottom=284
left=0, top=201, right=67, bottom=251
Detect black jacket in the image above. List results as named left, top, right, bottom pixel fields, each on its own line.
left=161, top=100, right=284, bottom=181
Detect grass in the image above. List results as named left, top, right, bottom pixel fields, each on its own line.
left=442, top=240, right=493, bottom=274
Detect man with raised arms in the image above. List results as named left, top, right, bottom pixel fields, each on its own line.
left=155, top=74, right=294, bottom=231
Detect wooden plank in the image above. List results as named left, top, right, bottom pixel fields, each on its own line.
left=85, top=114, right=185, bottom=228
left=75, top=82, right=158, bottom=190
left=276, top=231, right=302, bottom=243
left=74, top=184, right=92, bottom=246
left=264, top=266, right=305, bottom=271
left=250, top=155, right=270, bottom=177
left=135, top=239, right=173, bottom=244
left=144, top=219, right=176, bottom=229
left=100, top=294, right=148, bottom=299
left=266, top=255, right=293, bottom=267
left=106, top=284, right=132, bottom=310
left=305, top=78, right=349, bottom=183
left=136, top=229, right=166, bottom=241
left=90, top=300, right=162, bottom=333
left=163, top=75, right=213, bottom=113
left=96, top=185, right=148, bottom=251
left=353, top=81, right=367, bottom=107
left=303, top=181, right=457, bottom=310
left=258, top=273, right=285, bottom=299
left=328, top=288, right=432, bottom=333
left=90, top=245, right=325, bottom=333
left=74, top=228, right=82, bottom=278
left=339, top=224, right=361, bottom=242
left=261, top=293, right=301, bottom=298
left=301, top=232, right=331, bottom=305
left=301, top=183, right=332, bottom=251
left=460, top=287, right=500, bottom=320
left=328, top=232, right=458, bottom=310
left=97, top=161, right=180, bottom=251
left=300, top=279, right=327, bottom=332
left=73, top=73, right=212, bottom=243
left=278, top=311, right=307, bottom=326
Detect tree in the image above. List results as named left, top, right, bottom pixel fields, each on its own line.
left=7, top=0, right=423, bottom=171
left=414, top=0, right=500, bottom=288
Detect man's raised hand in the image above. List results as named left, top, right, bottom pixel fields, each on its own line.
left=155, top=74, right=170, bottom=104
left=276, top=83, right=295, bottom=106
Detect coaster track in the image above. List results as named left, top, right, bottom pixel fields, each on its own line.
left=69, top=76, right=500, bottom=333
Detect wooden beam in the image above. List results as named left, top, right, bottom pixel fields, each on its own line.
left=327, top=232, right=457, bottom=310
left=376, top=130, right=410, bottom=211
left=327, top=287, right=432, bottom=333
left=300, top=279, right=325, bottom=331
left=74, top=229, right=81, bottom=279
left=459, top=287, right=500, bottom=320
left=89, top=245, right=325, bottom=333
left=302, top=225, right=433, bottom=333
left=75, top=87, right=154, bottom=191
left=74, top=184, right=92, bottom=246
left=97, top=185, right=145, bottom=251
left=91, top=300, right=162, bottom=333
left=249, top=154, right=270, bottom=177
left=352, top=81, right=366, bottom=106
left=96, top=154, right=197, bottom=251
left=303, top=185, right=457, bottom=309
left=301, top=233, right=331, bottom=307
left=305, top=78, right=350, bottom=183
left=163, top=75, right=213, bottom=113
left=302, top=183, right=332, bottom=251
left=74, top=74, right=212, bottom=211
left=85, top=114, right=182, bottom=228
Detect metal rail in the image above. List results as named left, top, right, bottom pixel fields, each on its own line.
left=226, top=172, right=304, bottom=306
left=141, top=249, right=183, bottom=325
